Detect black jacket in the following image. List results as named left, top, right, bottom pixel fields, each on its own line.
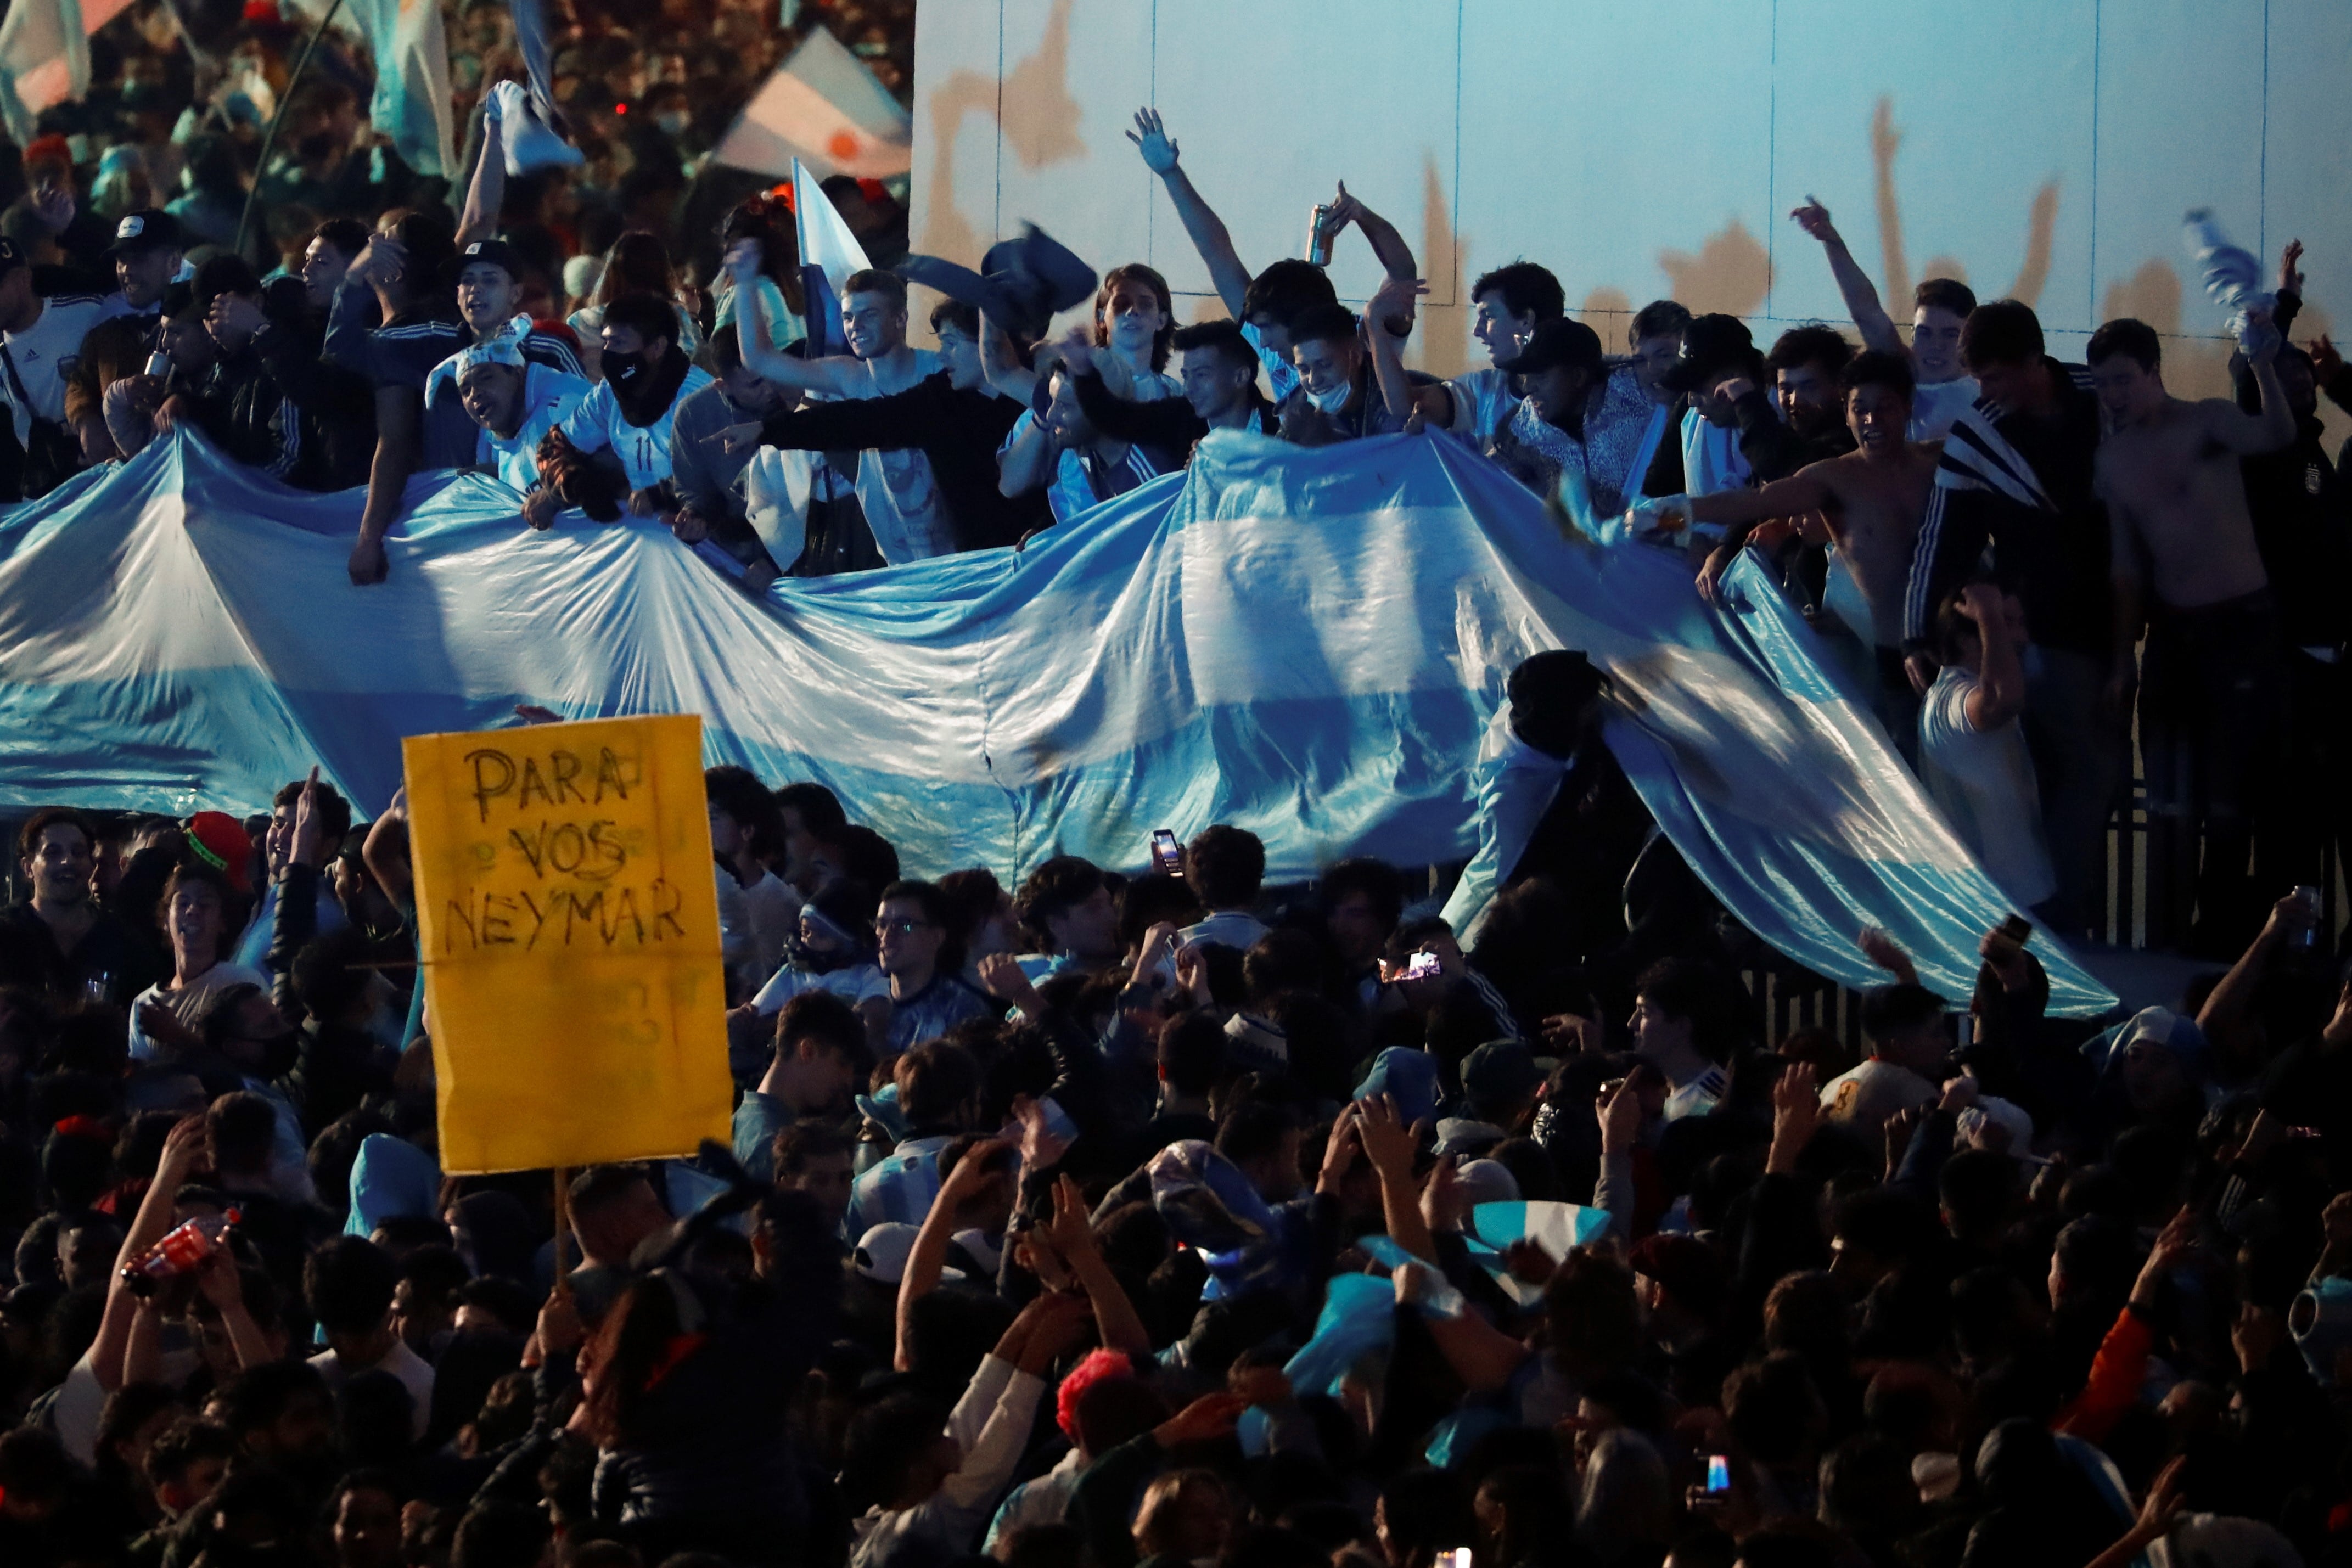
left=757, top=371, right=1045, bottom=550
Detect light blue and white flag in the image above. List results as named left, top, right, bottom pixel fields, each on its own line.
left=0, top=0, right=131, bottom=143
left=348, top=0, right=457, bottom=178
left=717, top=25, right=912, bottom=182
left=793, top=157, right=869, bottom=358
left=0, top=429, right=2117, bottom=1016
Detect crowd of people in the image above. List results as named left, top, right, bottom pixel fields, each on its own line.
left=4, top=7, right=2352, bottom=1568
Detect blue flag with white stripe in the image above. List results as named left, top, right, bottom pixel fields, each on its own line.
left=0, top=429, right=2116, bottom=1016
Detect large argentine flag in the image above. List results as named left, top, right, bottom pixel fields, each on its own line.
left=0, top=429, right=2116, bottom=1016
left=794, top=158, right=869, bottom=358
left=716, top=25, right=912, bottom=182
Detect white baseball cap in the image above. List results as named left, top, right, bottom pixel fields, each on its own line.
left=854, top=1222, right=964, bottom=1286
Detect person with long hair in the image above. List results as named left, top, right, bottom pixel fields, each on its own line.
left=712, top=193, right=807, bottom=354
left=127, top=861, right=265, bottom=1062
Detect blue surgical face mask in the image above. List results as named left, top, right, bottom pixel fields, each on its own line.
left=1306, top=379, right=1352, bottom=415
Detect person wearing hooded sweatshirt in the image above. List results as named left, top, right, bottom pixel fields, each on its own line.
left=547, top=290, right=712, bottom=530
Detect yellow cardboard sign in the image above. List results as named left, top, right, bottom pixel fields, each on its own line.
left=403, top=713, right=730, bottom=1174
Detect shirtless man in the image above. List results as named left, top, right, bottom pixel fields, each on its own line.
left=1689, top=351, right=1940, bottom=672
left=2091, top=313, right=2295, bottom=950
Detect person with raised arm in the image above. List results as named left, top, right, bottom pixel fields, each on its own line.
left=1789, top=196, right=1979, bottom=439
left=2093, top=313, right=2297, bottom=952
left=1126, top=106, right=1418, bottom=400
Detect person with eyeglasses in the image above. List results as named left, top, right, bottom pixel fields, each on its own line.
left=872, top=880, right=991, bottom=1061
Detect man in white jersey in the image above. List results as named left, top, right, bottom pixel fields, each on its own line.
left=1789, top=198, right=1978, bottom=439
left=0, top=235, right=130, bottom=499
left=726, top=243, right=953, bottom=565
left=421, top=333, right=592, bottom=514
left=552, top=292, right=714, bottom=526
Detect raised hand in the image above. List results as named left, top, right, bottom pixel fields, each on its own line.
left=1356, top=1094, right=1418, bottom=1179
left=1767, top=1060, right=1820, bottom=1174
left=31, top=181, right=74, bottom=233
left=2308, top=334, right=2342, bottom=384
left=1125, top=108, right=1179, bottom=174
left=290, top=766, right=324, bottom=868
left=1540, top=1011, right=1601, bottom=1055
left=1045, top=1172, right=1097, bottom=1263
left=2280, top=238, right=2305, bottom=295
left=1596, top=1075, right=1642, bottom=1153
left=1365, top=274, right=1428, bottom=338
left=1789, top=196, right=1839, bottom=245
left=1154, top=1391, right=1248, bottom=1448
left=723, top=238, right=764, bottom=281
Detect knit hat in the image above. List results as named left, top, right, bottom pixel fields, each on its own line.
left=183, top=811, right=252, bottom=894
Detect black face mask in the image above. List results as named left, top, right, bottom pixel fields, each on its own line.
left=606, top=351, right=648, bottom=389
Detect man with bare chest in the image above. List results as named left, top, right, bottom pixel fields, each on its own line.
left=1688, top=351, right=1940, bottom=745
left=2092, top=314, right=2297, bottom=951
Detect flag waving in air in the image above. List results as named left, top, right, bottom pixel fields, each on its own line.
left=0, top=0, right=134, bottom=143
left=716, top=25, right=912, bottom=182
left=793, top=158, right=872, bottom=360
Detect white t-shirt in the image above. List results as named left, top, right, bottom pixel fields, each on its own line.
left=127, top=961, right=272, bottom=1060
left=1818, top=1057, right=1939, bottom=1129
left=1179, top=909, right=1271, bottom=953
left=311, top=1338, right=436, bottom=1440
left=1917, top=667, right=2057, bottom=908
left=0, top=292, right=131, bottom=439
left=1907, top=376, right=1979, bottom=441
left=751, top=959, right=890, bottom=1017
left=560, top=363, right=716, bottom=490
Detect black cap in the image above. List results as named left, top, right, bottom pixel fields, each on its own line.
left=1499, top=317, right=1603, bottom=379
left=1660, top=313, right=1759, bottom=393
left=457, top=238, right=526, bottom=282
left=0, top=237, right=24, bottom=278
left=104, top=209, right=183, bottom=260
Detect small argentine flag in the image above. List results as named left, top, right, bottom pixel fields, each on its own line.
left=716, top=25, right=912, bottom=182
